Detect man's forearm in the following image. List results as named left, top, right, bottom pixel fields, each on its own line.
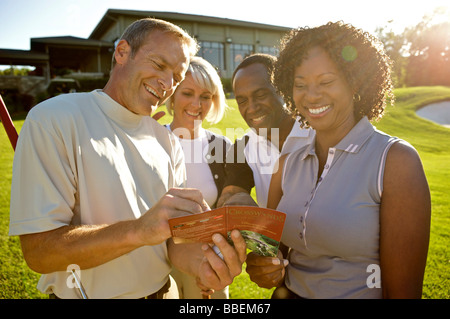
left=19, top=188, right=209, bottom=274
left=20, top=220, right=143, bottom=274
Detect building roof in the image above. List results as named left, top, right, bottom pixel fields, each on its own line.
left=90, top=9, right=291, bottom=40
left=0, top=49, right=48, bottom=65
left=31, top=36, right=113, bottom=48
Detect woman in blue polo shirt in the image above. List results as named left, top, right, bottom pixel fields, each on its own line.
left=246, top=22, right=431, bottom=299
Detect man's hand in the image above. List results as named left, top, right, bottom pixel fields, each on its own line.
left=246, top=250, right=288, bottom=289
left=196, top=230, right=247, bottom=296
left=217, top=186, right=257, bottom=207
left=223, top=192, right=258, bottom=206
left=136, top=188, right=210, bottom=246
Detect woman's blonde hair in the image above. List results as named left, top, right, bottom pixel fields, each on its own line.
left=165, top=56, right=227, bottom=124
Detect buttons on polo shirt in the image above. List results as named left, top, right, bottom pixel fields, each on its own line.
left=298, top=216, right=305, bottom=241
left=214, top=174, right=219, bottom=179
left=206, top=154, right=211, bottom=160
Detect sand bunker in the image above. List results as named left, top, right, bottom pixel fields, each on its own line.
left=416, top=101, right=450, bottom=128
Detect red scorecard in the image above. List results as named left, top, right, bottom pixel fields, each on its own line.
left=169, top=206, right=286, bottom=257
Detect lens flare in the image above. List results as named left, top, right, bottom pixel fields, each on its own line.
left=342, top=45, right=358, bottom=62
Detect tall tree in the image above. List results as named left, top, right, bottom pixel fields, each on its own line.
left=375, top=22, right=409, bottom=87
left=403, top=7, right=450, bottom=86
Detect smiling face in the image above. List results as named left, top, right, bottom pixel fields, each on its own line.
left=108, top=29, right=190, bottom=116
left=233, top=63, right=288, bottom=135
left=293, top=46, right=355, bottom=134
left=170, top=72, right=213, bottom=137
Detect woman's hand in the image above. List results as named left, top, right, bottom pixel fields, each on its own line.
left=246, top=250, right=288, bottom=289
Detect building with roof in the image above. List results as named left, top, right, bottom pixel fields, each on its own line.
left=89, top=9, right=290, bottom=78
left=0, top=9, right=291, bottom=97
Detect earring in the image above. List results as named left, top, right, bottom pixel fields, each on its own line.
left=353, top=93, right=361, bottom=102
left=291, top=109, right=301, bottom=118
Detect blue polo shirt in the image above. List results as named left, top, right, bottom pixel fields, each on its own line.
left=278, top=117, right=401, bottom=299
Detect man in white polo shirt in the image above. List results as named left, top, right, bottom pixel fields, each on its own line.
left=9, top=18, right=246, bottom=299
left=217, top=54, right=314, bottom=208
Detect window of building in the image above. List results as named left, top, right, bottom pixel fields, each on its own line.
left=198, top=41, right=225, bottom=72
left=259, top=45, right=279, bottom=56
left=230, top=43, right=254, bottom=71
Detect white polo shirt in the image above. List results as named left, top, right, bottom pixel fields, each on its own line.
left=244, top=122, right=314, bottom=207
left=9, top=90, right=186, bottom=298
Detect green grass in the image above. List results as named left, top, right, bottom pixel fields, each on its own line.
left=0, top=113, right=45, bottom=299
left=373, top=86, right=450, bottom=299
left=0, top=87, right=449, bottom=299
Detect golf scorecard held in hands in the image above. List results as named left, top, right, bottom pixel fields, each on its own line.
left=169, top=206, right=286, bottom=257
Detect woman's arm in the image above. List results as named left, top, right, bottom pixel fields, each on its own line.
left=266, top=154, right=288, bottom=209
left=246, top=154, right=289, bottom=288
left=379, top=141, right=431, bottom=298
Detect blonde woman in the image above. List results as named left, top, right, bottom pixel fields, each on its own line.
left=165, top=56, right=231, bottom=298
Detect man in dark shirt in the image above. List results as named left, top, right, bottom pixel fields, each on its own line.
left=217, top=54, right=314, bottom=208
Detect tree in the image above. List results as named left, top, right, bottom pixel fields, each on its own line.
left=0, top=67, right=31, bottom=76
left=375, top=22, right=409, bottom=87
left=403, top=7, right=450, bottom=86
left=376, top=7, right=450, bottom=87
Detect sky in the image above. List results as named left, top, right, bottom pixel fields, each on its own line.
left=1, top=0, right=449, bottom=52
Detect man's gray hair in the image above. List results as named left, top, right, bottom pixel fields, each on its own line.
left=111, top=18, right=198, bottom=69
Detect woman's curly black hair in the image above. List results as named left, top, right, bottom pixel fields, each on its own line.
left=274, top=21, right=394, bottom=127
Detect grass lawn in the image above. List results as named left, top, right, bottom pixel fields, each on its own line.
left=373, top=86, right=450, bottom=299
left=0, top=86, right=449, bottom=299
